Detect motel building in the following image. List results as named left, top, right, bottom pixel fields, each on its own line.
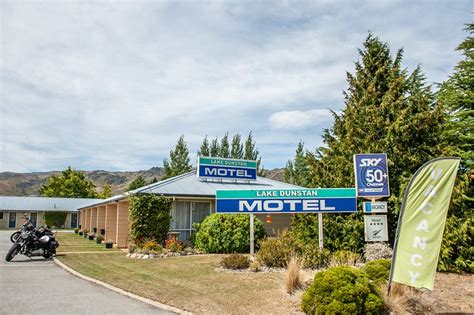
left=0, top=196, right=102, bottom=229
left=78, top=170, right=301, bottom=248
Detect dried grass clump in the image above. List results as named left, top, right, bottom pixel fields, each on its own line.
left=286, top=256, right=303, bottom=294
left=381, top=282, right=430, bottom=314
left=364, top=242, right=393, bottom=262
left=329, top=250, right=362, bottom=267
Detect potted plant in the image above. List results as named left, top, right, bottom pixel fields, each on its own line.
left=105, top=240, right=113, bottom=249
left=83, top=230, right=89, bottom=238
left=96, top=235, right=104, bottom=244
left=88, top=233, right=95, bottom=240
left=74, top=228, right=79, bottom=234
left=78, top=230, right=84, bottom=236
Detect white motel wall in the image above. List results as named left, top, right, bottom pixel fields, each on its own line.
left=0, top=196, right=102, bottom=229
left=78, top=171, right=303, bottom=248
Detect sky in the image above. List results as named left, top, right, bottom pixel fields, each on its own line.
left=0, top=1, right=471, bottom=172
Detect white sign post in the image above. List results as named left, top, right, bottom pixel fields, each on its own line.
left=318, top=213, right=324, bottom=249
left=249, top=214, right=255, bottom=255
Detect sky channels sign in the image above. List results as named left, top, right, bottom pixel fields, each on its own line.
left=354, top=153, right=390, bottom=198
left=216, top=188, right=357, bottom=214
left=363, top=201, right=388, bottom=213
left=197, top=157, right=257, bottom=181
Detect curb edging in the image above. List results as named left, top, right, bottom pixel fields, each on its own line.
left=53, top=257, right=192, bottom=315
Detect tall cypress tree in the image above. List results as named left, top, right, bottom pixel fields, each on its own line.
left=162, top=135, right=192, bottom=180
left=210, top=137, right=220, bottom=157
left=244, top=131, right=265, bottom=176
left=284, top=141, right=311, bottom=186
left=219, top=133, right=230, bottom=158
left=291, top=34, right=447, bottom=252
left=230, top=134, right=244, bottom=159
left=198, top=136, right=210, bottom=157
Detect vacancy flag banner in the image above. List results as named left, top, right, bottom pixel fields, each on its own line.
left=389, top=157, right=460, bottom=291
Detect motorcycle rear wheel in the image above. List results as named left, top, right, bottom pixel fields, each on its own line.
left=5, top=244, right=20, bottom=262
left=10, top=231, right=20, bottom=243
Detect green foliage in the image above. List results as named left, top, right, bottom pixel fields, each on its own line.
left=129, top=194, right=173, bottom=246
left=39, top=166, right=97, bottom=198
left=300, top=243, right=331, bottom=269
left=330, top=250, right=362, bottom=267
left=220, top=133, right=230, bottom=158
left=437, top=23, right=473, bottom=273
left=43, top=211, right=67, bottom=227
left=301, top=266, right=383, bottom=314
left=284, top=141, right=311, bottom=187
left=257, top=233, right=296, bottom=268
left=74, top=228, right=79, bottom=234
left=96, top=235, right=104, bottom=243
left=362, top=259, right=391, bottom=285
left=194, top=214, right=266, bottom=253
left=220, top=254, right=251, bottom=270
left=165, top=238, right=184, bottom=252
left=128, top=176, right=147, bottom=191
left=162, top=135, right=192, bottom=180
left=291, top=34, right=448, bottom=253
left=98, top=184, right=112, bottom=198
left=231, top=134, right=244, bottom=159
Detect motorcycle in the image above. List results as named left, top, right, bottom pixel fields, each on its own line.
left=5, top=225, right=59, bottom=262
left=10, top=218, right=35, bottom=243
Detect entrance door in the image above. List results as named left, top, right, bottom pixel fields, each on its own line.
left=30, top=213, right=37, bottom=227
left=71, top=213, right=78, bottom=228
left=8, top=212, right=16, bottom=228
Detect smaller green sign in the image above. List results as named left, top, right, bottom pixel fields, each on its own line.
left=199, top=157, right=256, bottom=169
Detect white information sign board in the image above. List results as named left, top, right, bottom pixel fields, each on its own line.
left=364, top=215, right=389, bottom=242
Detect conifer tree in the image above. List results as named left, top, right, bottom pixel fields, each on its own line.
left=128, top=175, right=147, bottom=191
left=99, top=184, right=112, bottom=198
left=291, top=34, right=447, bottom=252
left=219, top=133, right=230, bottom=158
left=244, top=132, right=265, bottom=176
left=198, top=136, right=210, bottom=157
left=162, top=135, right=192, bottom=180
left=230, top=134, right=244, bottom=159
left=284, top=141, right=310, bottom=186
left=39, top=166, right=97, bottom=198
left=210, top=137, right=220, bottom=157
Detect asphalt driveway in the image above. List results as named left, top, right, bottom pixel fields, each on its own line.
left=0, top=230, right=174, bottom=314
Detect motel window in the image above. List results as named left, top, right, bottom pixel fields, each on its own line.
left=0, top=212, right=3, bottom=220
left=170, top=201, right=211, bottom=242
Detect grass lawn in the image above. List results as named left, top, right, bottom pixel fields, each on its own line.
left=56, top=232, right=121, bottom=253
left=55, top=233, right=301, bottom=314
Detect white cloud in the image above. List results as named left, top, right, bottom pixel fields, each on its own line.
left=269, top=109, right=335, bottom=129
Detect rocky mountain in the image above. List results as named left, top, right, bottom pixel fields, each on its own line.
left=0, top=167, right=287, bottom=196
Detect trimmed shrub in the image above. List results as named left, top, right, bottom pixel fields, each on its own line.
left=257, top=232, right=295, bottom=267
left=301, top=266, right=383, bottom=314
left=194, top=214, right=265, bottom=253
left=129, top=194, right=173, bottom=246
left=96, top=235, right=104, bottom=244
left=220, top=254, right=250, bottom=270
left=362, top=259, right=391, bottom=285
left=44, top=211, right=67, bottom=228
left=300, top=243, right=332, bottom=269
left=364, top=242, right=393, bottom=262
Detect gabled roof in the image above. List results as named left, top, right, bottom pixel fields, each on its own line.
left=0, top=196, right=104, bottom=212
left=78, top=171, right=302, bottom=209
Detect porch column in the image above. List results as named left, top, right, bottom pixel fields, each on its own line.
left=105, top=203, right=117, bottom=243
left=97, top=206, right=106, bottom=235
left=90, top=207, right=97, bottom=233
left=116, top=200, right=130, bottom=248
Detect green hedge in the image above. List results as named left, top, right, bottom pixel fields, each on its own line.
left=44, top=211, right=67, bottom=228
left=194, top=214, right=266, bottom=253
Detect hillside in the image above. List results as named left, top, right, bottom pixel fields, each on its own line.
left=0, top=167, right=286, bottom=196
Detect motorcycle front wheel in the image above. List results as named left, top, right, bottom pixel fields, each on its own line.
left=5, top=244, right=20, bottom=262
left=10, top=231, right=20, bottom=243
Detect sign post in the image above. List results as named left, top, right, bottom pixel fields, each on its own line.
left=249, top=214, right=255, bottom=255
left=318, top=213, right=323, bottom=249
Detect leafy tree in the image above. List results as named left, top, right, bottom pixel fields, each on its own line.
left=128, top=176, right=147, bottom=191
left=436, top=23, right=473, bottom=272
left=39, top=166, right=97, bottom=198
left=291, top=34, right=447, bottom=252
left=162, top=135, right=192, bottom=180
left=230, top=134, right=244, bottom=159
left=149, top=177, right=159, bottom=184
left=198, top=136, right=210, bottom=157
left=284, top=141, right=311, bottom=186
left=44, top=211, right=67, bottom=228
left=98, top=184, right=112, bottom=198
left=129, top=193, right=173, bottom=246
left=219, top=133, right=230, bottom=158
